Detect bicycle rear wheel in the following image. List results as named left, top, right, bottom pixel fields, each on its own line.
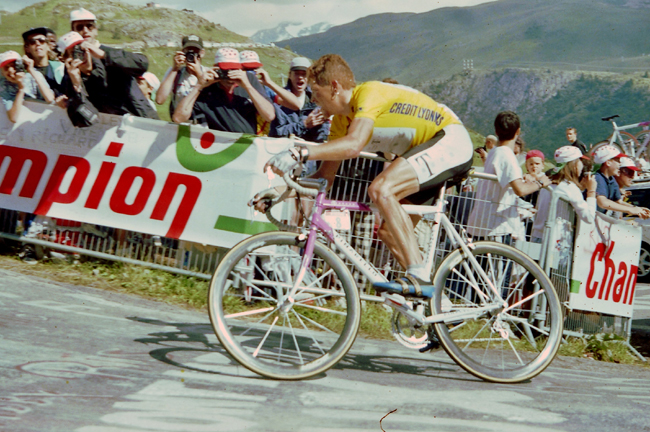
left=208, top=231, right=361, bottom=380
left=431, top=241, right=562, bottom=383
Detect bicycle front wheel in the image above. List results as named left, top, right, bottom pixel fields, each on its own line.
left=208, top=231, right=361, bottom=380
left=431, top=241, right=562, bottom=383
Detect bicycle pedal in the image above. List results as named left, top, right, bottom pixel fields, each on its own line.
left=418, top=338, right=441, bottom=353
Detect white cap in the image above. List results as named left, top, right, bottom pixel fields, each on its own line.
left=593, top=144, right=626, bottom=165
left=214, top=47, right=241, bottom=70
left=239, top=50, right=262, bottom=70
left=0, top=51, right=21, bottom=68
left=70, top=8, right=96, bottom=22
left=619, top=156, right=640, bottom=171
left=554, top=146, right=587, bottom=164
left=141, top=72, right=160, bottom=91
left=290, top=57, right=311, bottom=71
left=57, top=32, right=84, bottom=54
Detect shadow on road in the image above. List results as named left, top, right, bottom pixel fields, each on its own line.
left=127, top=317, right=479, bottom=383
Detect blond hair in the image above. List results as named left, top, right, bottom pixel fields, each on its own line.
left=307, top=54, right=356, bottom=90
left=555, top=159, right=582, bottom=186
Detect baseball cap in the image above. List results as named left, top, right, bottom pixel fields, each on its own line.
left=22, top=27, right=48, bottom=42
left=182, top=35, right=203, bottom=51
left=240, top=50, right=262, bottom=70
left=593, top=144, right=626, bottom=165
left=619, top=157, right=639, bottom=171
left=526, top=149, right=545, bottom=161
left=141, top=72, right=160, bottom=91
left=554, top=146, right=588, bottom=164
left=290, top=57, right=310, bottom=71
left=57, top=32, right=84, bottom=54
left=214, top=47, right=241, bottom=70
left=70, top=8, right=96, bottom=22
left=0, top=51, right=21, bottom=68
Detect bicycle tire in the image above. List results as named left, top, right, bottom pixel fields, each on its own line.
left=431, top=241, right=562, bottom=383
left=208, top=231, right=361, bottom=380
left=590, top=140, right=623, bottom=157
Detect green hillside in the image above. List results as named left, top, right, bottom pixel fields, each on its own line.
left=422, top=68, right=650, bottom=158
left=0, top=0, right=298, bottom=121
left=283, top=0, right=650, bottom=84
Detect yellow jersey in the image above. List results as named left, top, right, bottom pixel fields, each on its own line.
left=329, top=81, right=462, bottom=155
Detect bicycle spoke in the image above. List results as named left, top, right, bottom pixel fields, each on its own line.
left=292, top=310, right=327, bottom=354
left=253, top=316, right=279, bottom=358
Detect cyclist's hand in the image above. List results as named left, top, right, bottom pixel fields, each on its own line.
left=249, top=188, right=281, bottom=213
left=263, top=148, right=300, bottom=176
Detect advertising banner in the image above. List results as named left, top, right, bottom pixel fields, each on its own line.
left=569, top=213, right=641, bottom=317
left=0, top=102, right=293, bottom=248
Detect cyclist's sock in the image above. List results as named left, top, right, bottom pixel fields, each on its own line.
left=406, top=264, right=431, bottom=283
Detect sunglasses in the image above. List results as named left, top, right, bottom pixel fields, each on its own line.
left=73, top=22, right=96, bottom=32
left=27, top=37, right=47, bottom=46
left=620, top=167, right=636, bottom=177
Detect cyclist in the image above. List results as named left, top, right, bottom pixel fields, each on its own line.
left=263, top=54, right=473, bottom=297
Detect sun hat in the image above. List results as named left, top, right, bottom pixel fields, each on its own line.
left=240, top=50, right=262, bottom=70
left=554, top=146, right=588, bottom=164
left=593, top=144, right=626, bottom=165
left=289, top=57, right=311, bottom=71
left=141, top=72, right=160, bottom=91
left=57, top=32, right=84, bottom=54
left=182, top=35, right=203, bottom=51
left=619, top=156, right=639, bottom=171
left=70, top=8, right=96, bottom=22
left=214, top=47, right=241, bottom=70
left=0, top=51, right=21, bottom=68
left=526, top=149, right=545, bottom=161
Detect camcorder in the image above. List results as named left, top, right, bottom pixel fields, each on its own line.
left=72, top=45, right=85, bottom=61
left=185, top=51, right=197, bottom=63
left=13, top=58, right=25, bottom=73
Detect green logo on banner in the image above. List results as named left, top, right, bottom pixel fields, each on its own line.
left=570, top=279, right=581, bottom=294
left=176, top=124, right=255, bottom=172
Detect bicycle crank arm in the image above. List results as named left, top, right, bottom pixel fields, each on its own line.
left=424, top=304, right=501, bottom=324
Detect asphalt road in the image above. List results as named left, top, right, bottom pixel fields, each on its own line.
left=1, top=268, right=650, bottom=432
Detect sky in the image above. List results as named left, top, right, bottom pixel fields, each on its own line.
left=0, top=0, right=495, bottom=36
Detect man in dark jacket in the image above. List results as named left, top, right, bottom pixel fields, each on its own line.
left=69, top=8, right=158, bottom=119
left=566, top=127, right=587, bottom=155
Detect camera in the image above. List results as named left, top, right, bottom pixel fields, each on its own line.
left=185, top=51, right=196, bottom=63
left=474, top=146, right=486, bottom=154
left=216, top=68, right=229, bottom=79
left=14, top=58, right=25, bottom=73
left=72, top=45, right=85, bottom=61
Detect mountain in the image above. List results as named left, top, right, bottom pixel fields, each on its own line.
left=282, top=0, right=650, bottom=84
left=420, top=69, right=650, bottom=158
left=251, top=21, right=332, bottom=44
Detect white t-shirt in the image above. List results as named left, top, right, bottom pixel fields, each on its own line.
left=162, top=65, right=208, bottom=112
left=531, top=180, right=596, bottom=240
left=467, top=145, right=523, bottom=238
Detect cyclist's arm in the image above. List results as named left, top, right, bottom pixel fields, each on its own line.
left=306, top=117, right=374, bottom=161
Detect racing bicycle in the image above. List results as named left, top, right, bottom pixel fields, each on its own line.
left=207, top=171, right=563, bottom=383
left=591, top=115, right=650, bottom=161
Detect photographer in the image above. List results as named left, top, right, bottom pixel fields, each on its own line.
left=156, top=35, right=208, bottom=119
left=69, top=8, right=156, bottom=119
left=0, top=50, right=54, bottom=123
left=172, top=47, right=275, bottom=134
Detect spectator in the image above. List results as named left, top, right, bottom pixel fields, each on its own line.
left=531, top=146, right=597, bottom=242
left=22, top=27, right=64, bottom=96
left=155, top=35, right=209, bottom=120
left=592, top=144, right=650, bottom=218
left=476, top=134, right=497, bottom=163
left=514, top=135, right=526, bottom=165
left=68, top=8, right=157, bottom=119
left=566, top=127, right=587, bottom=155
left=239, top=50, right=300, bottom=135
left=614, top=156, right=639, bottom=199
left=0, top=50, right=54, bottom=123
left=268, top=57, right=330, bottom=144
left=467, top=111, right=551, bottom=241
left=45, top=28, right=58, bottom=59
left=137, top=72, right=160, bottom=112
left=522, top=149, right=546, bottom=208
left=381, top=77, right=399, bottom=84
left=173, top=47, right=275, bottom=134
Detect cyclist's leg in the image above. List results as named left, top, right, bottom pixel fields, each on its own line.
left=370, top=124, right=473, bottom=294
